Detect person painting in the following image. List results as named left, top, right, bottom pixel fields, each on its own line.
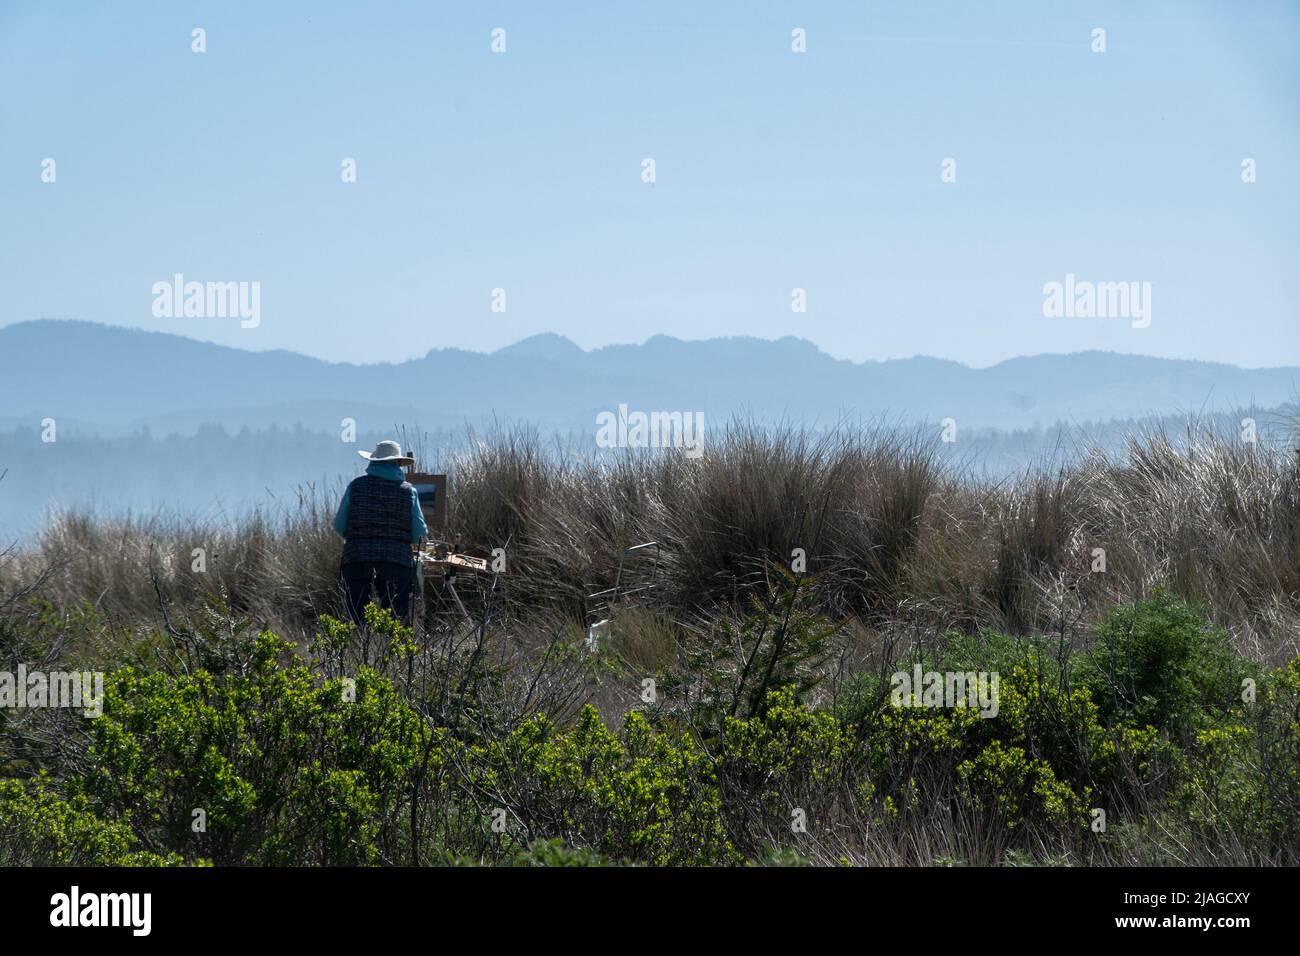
left=334, top=440, right=429, bottom=625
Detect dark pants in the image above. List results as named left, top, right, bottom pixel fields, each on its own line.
left=340, top=561, right=414, bottom=626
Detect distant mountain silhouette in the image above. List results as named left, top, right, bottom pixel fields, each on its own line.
left=2, top=320, right=1296, bottom=435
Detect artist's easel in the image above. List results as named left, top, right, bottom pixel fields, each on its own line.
left=406, top=470, right=496, bottom=628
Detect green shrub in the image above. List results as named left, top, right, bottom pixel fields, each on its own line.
left=78, top=630, right=424, bottom=865
left=862, top=659, right=1163, bottom=835
left=863, top=676, right=1086, bottom=831
left=1078, top=590, right=1244, bottom=734
left=1253, top=659, right=1300, bottom=853
left=0, top=777, right=181, bottom=866
left=1174, top=658, right=1300, bottom=861
left=716, top=686, right=860, bottom=852
left=476, top=705, right=738, bottom=865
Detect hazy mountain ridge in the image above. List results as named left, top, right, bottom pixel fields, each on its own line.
left=2, top=320, right=1297, bottom=435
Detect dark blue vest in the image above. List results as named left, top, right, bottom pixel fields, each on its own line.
left=341, top=475, right=414, bottom=567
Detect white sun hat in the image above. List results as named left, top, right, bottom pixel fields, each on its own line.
left=358, top=440, right=414, bottom=466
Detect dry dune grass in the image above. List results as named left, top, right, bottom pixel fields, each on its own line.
left=3, top=422, right=1297, bottom=664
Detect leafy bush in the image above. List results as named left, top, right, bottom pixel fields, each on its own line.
left=1252, top=659, right=1300, bottom=852
left=78, top=631, right=423, bottom=865
left=862, top=674, right=1088, bottom=833
left=716, top=686, right=860, bottom=854
left=0, top=777, right=181, bottom=866
left=473, top=706, right=738, bottom=865
left=1172, top=658, right=1300, bottom=861
left=1078, top=590, right=1245, bottom=734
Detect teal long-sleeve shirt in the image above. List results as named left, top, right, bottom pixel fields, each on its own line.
left=333, top=462, right=429, bottom=543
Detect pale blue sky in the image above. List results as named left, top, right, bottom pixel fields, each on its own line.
left=2, top=0, right=1297, bottom=366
